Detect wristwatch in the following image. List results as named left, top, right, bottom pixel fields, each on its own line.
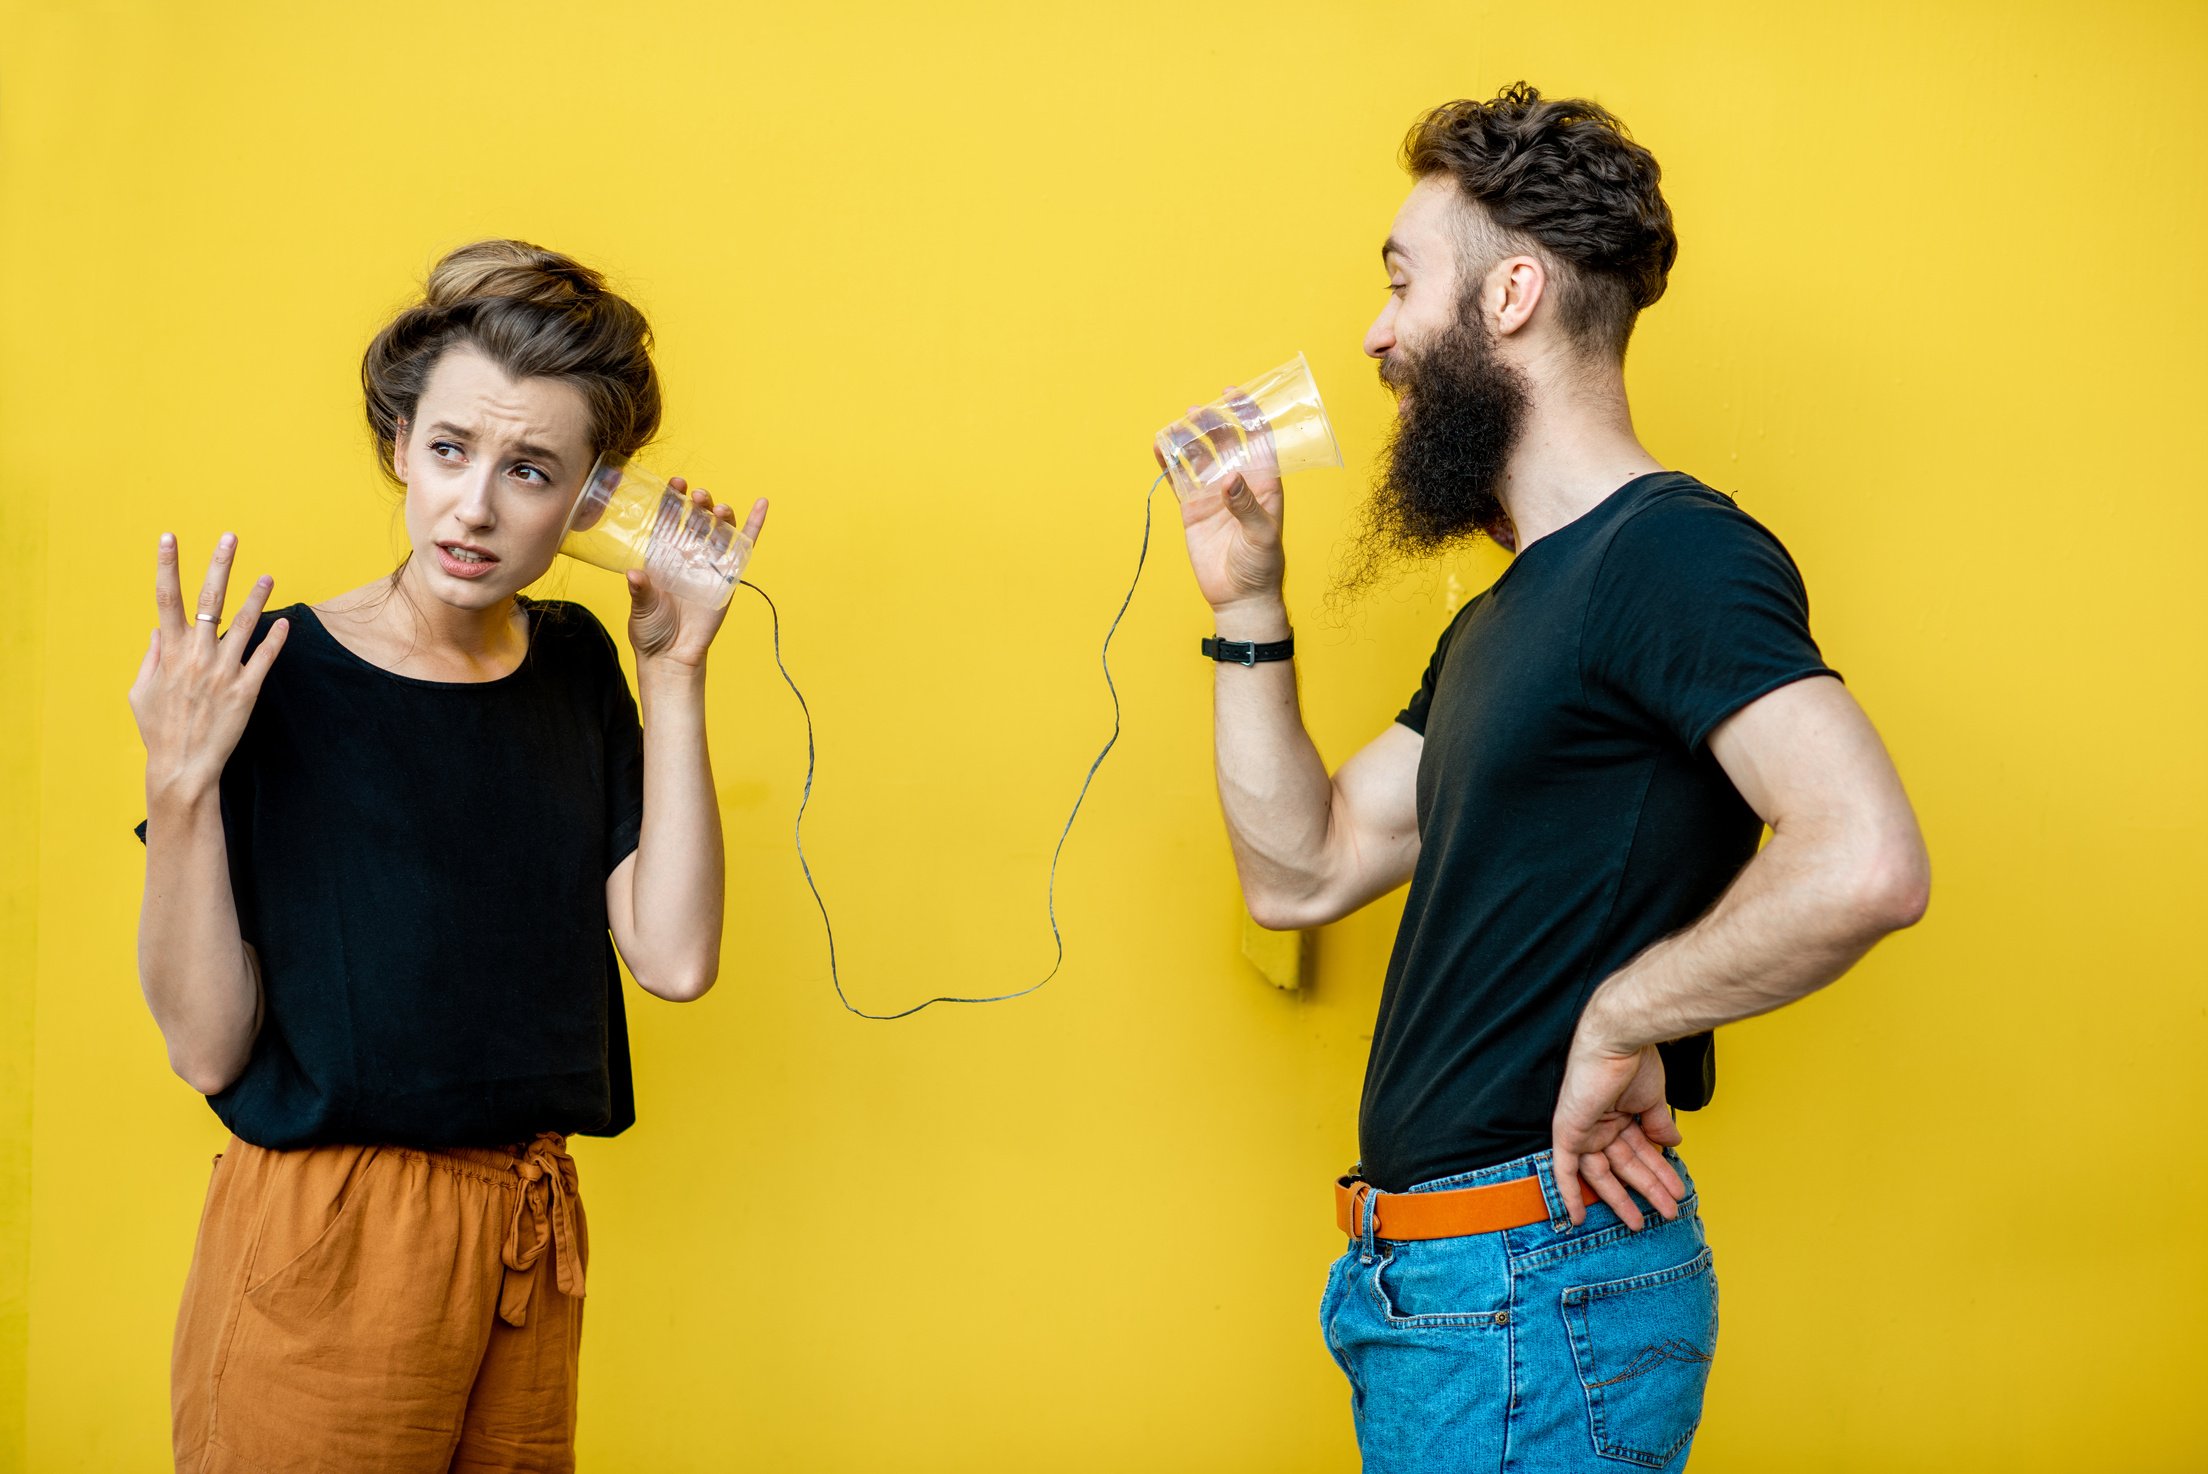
left=1202, top=634, right=1295, bottom=667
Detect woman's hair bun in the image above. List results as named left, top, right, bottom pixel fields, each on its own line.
left=362, top=239, right=660, bottom=484
left=422, top=239, right=605, bottom=312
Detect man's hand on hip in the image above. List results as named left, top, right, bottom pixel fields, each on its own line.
left=1551, top=1032, right=1688, bottom=1231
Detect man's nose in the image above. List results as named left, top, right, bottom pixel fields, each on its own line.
left=1363, top=303, right=1396, bottom=360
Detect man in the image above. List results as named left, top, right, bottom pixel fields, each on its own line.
left=1172, top=84, right=1929, bottom=1470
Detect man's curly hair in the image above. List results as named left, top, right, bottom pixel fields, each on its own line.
left=1403, top=83, right=1677, bottom=359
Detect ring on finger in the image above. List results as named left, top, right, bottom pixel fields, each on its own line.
left=195, top=614, right=220, bottom=624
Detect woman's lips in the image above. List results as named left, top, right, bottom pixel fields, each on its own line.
left=434, top=544, right=500, bottom=580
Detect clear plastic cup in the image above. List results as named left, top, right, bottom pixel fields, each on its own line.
left=559, top=454, right=754, bottom=609
left=1153, top=351, right=1343, bottom=502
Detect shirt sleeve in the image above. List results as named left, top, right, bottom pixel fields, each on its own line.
left=1397, top=595, right=1481, bottom=734
left=1583, top=494, right=1841, bottom=753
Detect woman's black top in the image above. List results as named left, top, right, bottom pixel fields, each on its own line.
left=134, top=596, right=646, bottom=1150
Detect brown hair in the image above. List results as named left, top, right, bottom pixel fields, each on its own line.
left=1402, top=83, right=1677, bottom=359
left=361, top=239, right=661, bottom=482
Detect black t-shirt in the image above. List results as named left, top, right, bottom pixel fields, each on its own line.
left=1362, top=471, right=1839, bottom=1191
left=134, top=596, right=646, bottom=1150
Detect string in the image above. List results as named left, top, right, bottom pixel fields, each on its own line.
left=740, top=470, right=1168, bottom=1019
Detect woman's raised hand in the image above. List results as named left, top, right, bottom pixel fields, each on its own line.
left=128, top=532, right=289, bottom=800
left=623, top=479, right=769, bottom=668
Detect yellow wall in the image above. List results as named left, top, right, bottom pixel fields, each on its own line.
left=3, top=1, right=2203, bottom=1468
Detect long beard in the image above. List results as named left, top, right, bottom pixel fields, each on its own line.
left=1333, top=307, right=1530, bottom=601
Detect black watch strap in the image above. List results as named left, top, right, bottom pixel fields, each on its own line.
left=1202, top=634, right=1295, bottom=667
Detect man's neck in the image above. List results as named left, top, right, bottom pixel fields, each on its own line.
left=1496, top=375, right=1665, bottom=553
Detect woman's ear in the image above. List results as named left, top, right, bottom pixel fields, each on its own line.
left=391, top=416, right=410, bottom=487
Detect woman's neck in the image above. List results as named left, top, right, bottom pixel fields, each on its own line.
left=317, top=559, right=531, bottom=682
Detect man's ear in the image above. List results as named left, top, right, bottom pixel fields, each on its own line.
left=391, top=416, right=410, bottom=486
left=1491, top=254, right=1547, bottom=338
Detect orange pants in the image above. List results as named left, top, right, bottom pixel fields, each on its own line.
left=172, top=1133, right=588, bottom=1473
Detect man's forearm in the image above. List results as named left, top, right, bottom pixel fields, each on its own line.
left=1210, top=595, right=1337, bottom=918
left=1578, top=819, right=1929, bottom=1052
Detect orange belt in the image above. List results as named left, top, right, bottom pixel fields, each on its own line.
left=1335, top=1172, right=1551, bottom=1241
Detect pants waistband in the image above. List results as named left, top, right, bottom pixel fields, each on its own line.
left=234, top=1131, right=584, bottom=1327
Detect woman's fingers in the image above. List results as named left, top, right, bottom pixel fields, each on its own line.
left=239, top=616, right=290, bottom=693
left=696, top=488, right=767, bottom=546
left=132, top=628, right=160, bottom=692
left=194, top=533, right=238, bottom=639
left=226, top=575, right=274, bottom=652
left=155, top=534, right=187, bottom=634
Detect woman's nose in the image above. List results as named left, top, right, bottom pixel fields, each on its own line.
left=454, top=471, right=497, bottom=526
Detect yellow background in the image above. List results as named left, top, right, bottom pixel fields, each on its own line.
left=3, top=1, right=2203, bottom=1468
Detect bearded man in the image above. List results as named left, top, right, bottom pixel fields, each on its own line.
left=1171, top=83, right=1930, bottom=1471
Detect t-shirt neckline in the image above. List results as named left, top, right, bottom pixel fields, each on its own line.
left=294, top=596, right=543, bottom=690
left=1493, top=470, right=1686, bottom=584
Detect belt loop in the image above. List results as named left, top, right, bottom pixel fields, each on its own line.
left=1535, top=1149, right=1571, bottom=1235
left=1356, top=1181, right=1380, bottom=1262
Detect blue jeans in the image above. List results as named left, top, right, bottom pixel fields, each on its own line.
left=1318, top=1147, right=1718, bottom=1472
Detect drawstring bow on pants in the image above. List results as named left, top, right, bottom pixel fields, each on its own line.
left=498, top=1132, right=583, bottom=1327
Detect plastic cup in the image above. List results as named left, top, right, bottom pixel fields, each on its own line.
left=1153, top=351, right=1343, bottom=502
left=559, top=454, right=754, bottom=609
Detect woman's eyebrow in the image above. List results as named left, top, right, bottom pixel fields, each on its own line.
left=428, top=419, right=564, bottom=467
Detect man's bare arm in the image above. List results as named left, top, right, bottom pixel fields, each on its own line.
left=1553, top=675, right=1932, bottom=1224
left=1581, top=675, right=1930, bottom=1047
left=1194, top=460, right=1424, bottom=929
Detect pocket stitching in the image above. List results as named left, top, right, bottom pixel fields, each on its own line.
left=1366, top=1245, right=1512, bottom=1329
left=1564, top=1246, right=1715, bottom=1467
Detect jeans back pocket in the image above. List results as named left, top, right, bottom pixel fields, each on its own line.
left=1563, top=1245, right=1717, bottom=1467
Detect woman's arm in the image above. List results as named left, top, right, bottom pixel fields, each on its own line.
left=139, top=788, right=264, bottom=1092
left=604, top=479, right=767, bottom=1002
left=129, top=532, right=289, bottom=1092
left=606, top=661, right=723, bottom=1001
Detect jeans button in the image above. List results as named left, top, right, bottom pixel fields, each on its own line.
left=1493, top=1310, right=1510, bottom=1326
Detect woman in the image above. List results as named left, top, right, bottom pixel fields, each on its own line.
left=128, top=239, right=766, bottom=1471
